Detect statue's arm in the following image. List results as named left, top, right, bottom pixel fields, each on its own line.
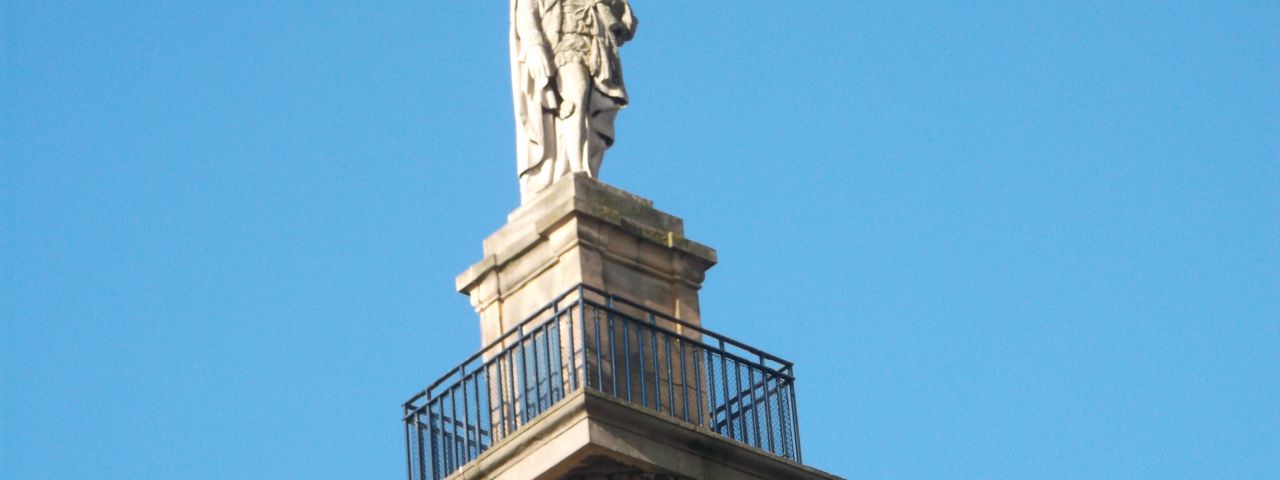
left=513, top=0, right=544, bottom=47
left=514, top=0, right=552, bottom=81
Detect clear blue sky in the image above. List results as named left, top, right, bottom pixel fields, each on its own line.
left=3, top=2, right=1277, bottom=479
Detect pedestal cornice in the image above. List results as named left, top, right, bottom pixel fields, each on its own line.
left=457, top=174, right=716, bottom=296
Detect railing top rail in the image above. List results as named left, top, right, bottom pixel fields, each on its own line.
left=403, top=284, right=583, bottom=407
left=576, top=297, right=795, bottom=379
left=577, top=284, right=796, bottom=368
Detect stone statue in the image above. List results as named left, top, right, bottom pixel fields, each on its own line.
left=510, top=0, right=637, bottom=203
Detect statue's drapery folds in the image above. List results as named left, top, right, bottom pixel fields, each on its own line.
left=511, top=0, right=637, bottom=203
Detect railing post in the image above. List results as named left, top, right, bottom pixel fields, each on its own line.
left=748, top=368, right=761, bottom=449
left=693, top=345, right=704, bottom=428
left=420, top=414, right=430, bottom=480
left=706, top=351, right=718, bottom=433
left=761, top=357, right=775, bottom=455
left=516, top=323, right=529, bottom=425
left=665, top=335, right=675, bottom=417
left=404, top=409, right=411, bottom=480
left=637, top=321, right=648, bottom=408
left=608, top=299, right=619, bottom=397
left=458, top=365, right=472, bottom=461
left=503, top=349, right=517, bottom=436
left=570, top=285, right=582, bottom=392
left=622, top=314, right=633, bottom=402
left=719, top=338, right=732, bottom=437
left=650, top=312, right=661, bottom=412
left=552, top=298, right=560, bottom=405
left=679, top=340, right=690, bottom=423
left=542, top=321, right=554, bottom=406
left=733, top=360, right=747, bottom=446
left=472, top=371, right=483, bottom=452
left=428, top=401, right=439, bottom=479
left=492, top=353, right=505, bottom=440
left=593, top=303, right=604, bottom=392
left=789, top=369, right=803, bottom=461
left=531, top=326, right=543, bottom=413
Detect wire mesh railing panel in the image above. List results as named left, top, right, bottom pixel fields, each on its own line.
left=403, top=284, right=803, bottom=480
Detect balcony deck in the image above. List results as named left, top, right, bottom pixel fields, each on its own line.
left=403, top=285, right=802, bottom=480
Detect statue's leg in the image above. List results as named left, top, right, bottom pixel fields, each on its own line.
left=556, top=63, right=591, bottom=175
left=586, top=92, right=620, bottom=178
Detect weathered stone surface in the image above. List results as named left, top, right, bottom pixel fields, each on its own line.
left=562, top=456, right=688, bottom=480
left=443, top=175, right=844, bottom=479
left=443, top=390, right=840, bottom=480
left=457, top=173, right=715, bottom=347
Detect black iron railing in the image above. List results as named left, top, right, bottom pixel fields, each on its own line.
left=402, top=285, right=802, bottom=480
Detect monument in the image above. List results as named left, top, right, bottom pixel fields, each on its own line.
left=510, top=0, right=637, bottom=203
left=402, top=4, right=840, bottom=479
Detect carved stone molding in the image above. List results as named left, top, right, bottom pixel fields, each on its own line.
left=561, top=455, right=690, bottom=480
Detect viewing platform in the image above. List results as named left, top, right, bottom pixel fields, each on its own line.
left=402, top=284, right=812, bottom=480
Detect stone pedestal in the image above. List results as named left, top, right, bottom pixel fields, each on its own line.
left=441, top=176, right=845, bottom=479
left=456, top=173, right=717, bottom=347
